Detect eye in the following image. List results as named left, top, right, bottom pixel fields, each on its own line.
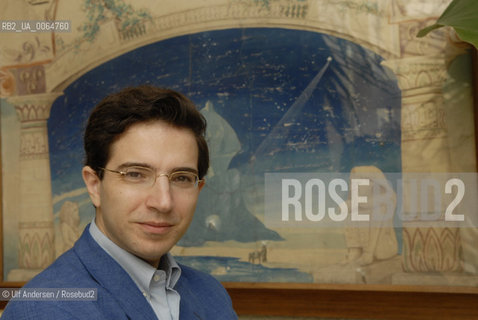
left=170, top=172, right=197, bottom=186
left=122, top=167, right=152, bottom=183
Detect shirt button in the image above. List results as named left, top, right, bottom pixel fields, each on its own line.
left=153, top=274, right=161, bottom=282
left=142, top=291, right=148, bottom=298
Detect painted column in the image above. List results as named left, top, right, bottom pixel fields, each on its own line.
left=6, top=91, right=62, bottom=281
left=382, top=56, right=463, bottom=274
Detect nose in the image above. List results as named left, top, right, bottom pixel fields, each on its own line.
left=145, top=175, right=173, bottom=213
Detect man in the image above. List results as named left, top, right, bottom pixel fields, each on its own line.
left=2, top=86, right=238, bottom=319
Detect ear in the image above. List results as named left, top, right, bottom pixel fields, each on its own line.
left=82, top=166, right=101, bottom=207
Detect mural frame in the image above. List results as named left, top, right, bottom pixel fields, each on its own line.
left=0, top=49, right=477, bottom=320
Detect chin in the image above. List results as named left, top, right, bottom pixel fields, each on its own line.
left=135, top=251, right=163, bottom=265
left=139, top=245, right=171, bottom=259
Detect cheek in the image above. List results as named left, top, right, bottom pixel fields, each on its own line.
left=101, top=186, right=141, bottom=215
left=174, top=193, right=199, bottom=218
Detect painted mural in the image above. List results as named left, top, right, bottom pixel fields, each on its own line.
left=1, top=0, right=477, bottom=286
left=45, top=28, right=401, bottom=282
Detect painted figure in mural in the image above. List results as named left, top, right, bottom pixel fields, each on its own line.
left=344, top=166, right=398, bottom=266
left=248, top=242, right=268, bottom=264
left=2, top=86, right=238, bottom=319
left=58, top=200, right=81, bottom=254
left=180, top=100, right=282, bottom=245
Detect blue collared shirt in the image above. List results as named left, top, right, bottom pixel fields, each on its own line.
left=89, top=219, right=181, bottom=320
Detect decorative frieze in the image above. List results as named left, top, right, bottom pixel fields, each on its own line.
left=402, top=227, right=463, bottom=273
left=118, top=22, right=147, bottom=42
left=154, top=1, right=309, bottom=32
left=399, top=22, right=448, bottom=57
left=14, top=104, right=51, bottom=123
left=401, top=94, right=447, bottom=142
left=19, top=128, right=49, bottom=160
left=382, top=56, right=447, bottom=93
left=18, top=221, right=55, bottom=269
left=11, top=65, right=46, bottom=95
left=8, top=92, right=62, bottom=122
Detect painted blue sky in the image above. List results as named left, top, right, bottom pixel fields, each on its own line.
left=48, top=27, right=401, bottom=245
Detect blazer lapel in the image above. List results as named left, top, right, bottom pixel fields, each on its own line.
left=73, top=226, right=158, bottom=320
left=174, top=277, right=206, bottom=320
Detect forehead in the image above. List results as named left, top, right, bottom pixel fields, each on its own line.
left=107, top=120, right=198, bottom=168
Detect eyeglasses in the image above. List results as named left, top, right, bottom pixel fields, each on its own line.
left=100, top=166, right=202, bottom=189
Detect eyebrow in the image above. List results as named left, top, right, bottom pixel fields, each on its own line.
left=172, top=167, right=199, bottom=175
left=117, top=162, right=154, bottom=170
left=117, top=163, right=198, bottom=175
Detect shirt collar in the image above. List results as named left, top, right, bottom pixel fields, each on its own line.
left=89, top=219, right=181, bottom=292
left=159, top=251, right=181, bottom=289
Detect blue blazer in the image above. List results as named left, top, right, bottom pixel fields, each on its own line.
left=2, top=226, right=237, bottom=319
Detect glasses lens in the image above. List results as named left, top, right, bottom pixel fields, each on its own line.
left=169, top=171, right=198, bottom=188
left=122, top=166, right=155, bottom=185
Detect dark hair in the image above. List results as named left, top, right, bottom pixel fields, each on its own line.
left=84, top=85, right=209, bottom=179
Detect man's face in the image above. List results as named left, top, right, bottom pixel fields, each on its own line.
left=82, top=120, right=204, bottom=267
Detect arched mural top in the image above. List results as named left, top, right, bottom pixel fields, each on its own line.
left=45, top=0, right=402, bottom=93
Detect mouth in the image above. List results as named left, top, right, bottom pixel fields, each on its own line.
left=137, top=221, right=174, bottom=235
